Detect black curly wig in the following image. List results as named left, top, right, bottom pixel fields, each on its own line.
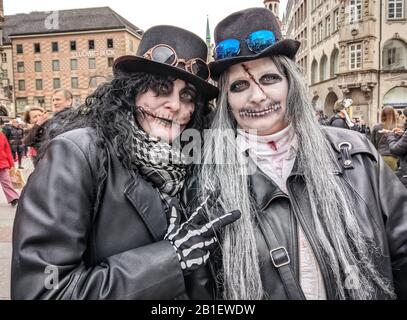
left=41, top=71, right=211, bottom=170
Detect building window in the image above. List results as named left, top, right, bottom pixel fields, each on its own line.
left=388, top=47, right=397, bottom=65
left=107, top=38, right=114, bottom=49
left=89, top=58, right=96, bottom=69
left=36, top=79, right=43, bottom=90
left=349, top=0, right=362, bottom=24
left=334, top=9, right=340, bottom=31
left=320, top=55, right=328, bottom=81
left=349, top=43, right=362, bottom=70
left=35, top=61, right=42, bottom=72
left=34, top=43, right=41, bottom=53
left=71, top=77, right=79, bottom=89
left=388, top=0, right=405, bottom=19
left=311, top=59, right=318, bottom=84
left=17, top=62, right=24, bottom=73
left=18, top=80, right=25, bottom=91
left=33, top=96, right=45, bottom=107
left=382, top=39, right=407, bottom=70
left=70, top=41, right=77, bottom=51
left=52, top=60, right=60, bottom=71
left=89, top=77, right=97, bottom=88
left=52, top=42, right=59, bottom=52
left=16, top=44, right=23, bottom=54
left=107, top=57, right=114, bottom=67
left=70, top=59, right=78, bottom=70
left=312, top=27, right=317, bottom=46
left=129, top=40, right=134, bottom=52
left=325, top=16, right=331, bottom=38
left=88, top=40, right=95, bottom=50
left=1, top=53, right=7, bottom=63
left=1, top=69, right=8, bottom=79
left=331, top=48, right=339, bottom=77
left=318, top=22, right=324, bottom=42
left=53, top=78, right=61, bottom=89
left=16, top=98, right=28, bottom=113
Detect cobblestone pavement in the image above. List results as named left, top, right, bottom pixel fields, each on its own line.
left=0, top=158, right=34, bottom=300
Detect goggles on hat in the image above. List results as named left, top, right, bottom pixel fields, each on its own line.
left=214, top=30, right=278, bottom=60
left=143, top=44, right=210, bottom=81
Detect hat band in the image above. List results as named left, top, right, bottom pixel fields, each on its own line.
left=214, top=30, right=278, bottom=60
left=143, top=44, right=210, bottom=81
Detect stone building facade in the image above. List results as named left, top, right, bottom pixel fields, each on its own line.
left=3, top=7, right=143, bottom=116
left=284, top=0, right=407, bottom=126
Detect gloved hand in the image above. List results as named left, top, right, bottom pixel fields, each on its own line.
left=165, top=198, right=241, bottom=275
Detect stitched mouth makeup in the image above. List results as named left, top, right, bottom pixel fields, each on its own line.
left=239, top=102, right=282, bottom=118
left=140, top=107, right=188, bottom=129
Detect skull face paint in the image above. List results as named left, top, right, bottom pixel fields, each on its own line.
left=227, top=57, right=289, bottom=136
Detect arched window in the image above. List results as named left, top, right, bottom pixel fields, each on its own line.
left=311, top=59, right=318, bottom=84
left=382, top=39, right=407, bottom=70
left=320, top=55, right=328, bottom=81
left=383, top=86, right=407, bottom=108
left=330, top=48, right=339, bottom=77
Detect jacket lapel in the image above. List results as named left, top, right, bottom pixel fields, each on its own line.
left=124, top=173, right=168, bottom=241
left=248, top=160, right=287, bottom=211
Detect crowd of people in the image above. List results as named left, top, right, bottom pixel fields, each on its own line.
left=5, top=7, right=407, bottom=300
left=318, top=101, right=407, bottom=189
left=0, top=89, right=73, bottom=206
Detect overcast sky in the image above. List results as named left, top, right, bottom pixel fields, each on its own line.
left=5, top=0, right=288, bottom=42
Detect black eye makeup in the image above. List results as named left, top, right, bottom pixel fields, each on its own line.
left=180, top=87, right=197, bottom=103
left=259, top=73, right=282, bottom=84
left=230, top=80, right=250, bottom=93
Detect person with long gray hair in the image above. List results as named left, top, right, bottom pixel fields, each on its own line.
left=185, top=8, right=407, bottom=300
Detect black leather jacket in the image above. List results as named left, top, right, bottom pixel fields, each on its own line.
left=387, top=131, right=407, bottom=187
left=183, top=127, right=407, bottom=300
left=11, top=128, right=187, bottom=299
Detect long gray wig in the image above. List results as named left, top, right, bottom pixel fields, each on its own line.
left=197, top=55, right=395, bottom=300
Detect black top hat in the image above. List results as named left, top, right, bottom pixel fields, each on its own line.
left=210, top=7, right=301, bottom=80
left=113, top=25, right=218, bottom=100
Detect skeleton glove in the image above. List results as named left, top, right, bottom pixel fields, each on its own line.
left=164, top=198, right=241, bottom=275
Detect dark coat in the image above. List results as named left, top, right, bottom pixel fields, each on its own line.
left=387, top=131, right=407, bottom=187
left=11, top=127, right=188, bottom=300
left=371, top=123, right=394, bottom=157
left=184, top=127, right=407, bottom=300
left=329, top=114, right=349, bottom=129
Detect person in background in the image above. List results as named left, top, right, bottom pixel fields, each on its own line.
left=386, top=126, right=407, bottom=188
left=316, top=108, right=329, bottom=126
left=329, top=99, right=354, bottom=129
left=8, top=119, right=25, bottom=169
left=23, top=89, right=73, bottom=163
left=371, top=106, right=398, bottom=171
left=22, top=106, right=48, bottom=164
left=51, top=89, right=73, bottom=114
left=0, top=131, right=19, bottom=207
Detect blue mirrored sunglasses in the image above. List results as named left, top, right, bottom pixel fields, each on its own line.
left=214, top=30, right=278, bottom=60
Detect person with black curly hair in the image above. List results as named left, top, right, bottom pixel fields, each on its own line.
left=11, top=25, right=240, bottom=300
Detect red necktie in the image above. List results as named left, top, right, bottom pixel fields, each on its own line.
left=268, top=141, right=277, bottom=151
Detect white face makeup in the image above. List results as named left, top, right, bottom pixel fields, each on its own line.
left=136, top=79, right=196, bottom=143
left=227, top=57, right=289, bottom=136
